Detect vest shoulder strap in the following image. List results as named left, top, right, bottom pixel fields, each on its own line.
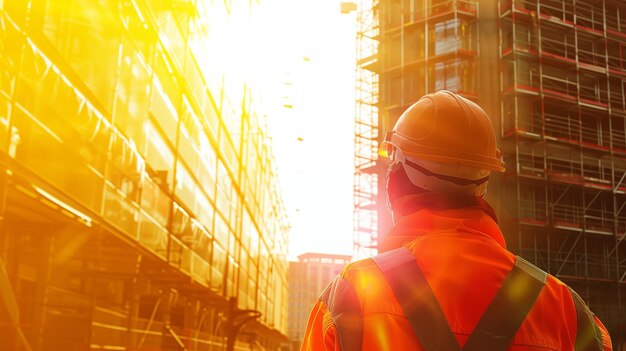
left=372, top=247, right=462, bottom=351
left=373, top=249, right=549, bottom=351
left=462, top=256, right=547, bottom=351
left=318, top=275, right=363, bottom=351
left=568, top=287, right=603, bottom=351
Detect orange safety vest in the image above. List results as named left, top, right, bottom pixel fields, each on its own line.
left=301, top=202, right=613, bottom=351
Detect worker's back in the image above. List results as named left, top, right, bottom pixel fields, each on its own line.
left=301, top=91, right=611, bottom=350
left=302, top=207, right=612, bottom=350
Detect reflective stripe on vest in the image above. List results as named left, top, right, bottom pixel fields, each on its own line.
left=373, top=246, right=461, bottom=351
left=318, top=275, right=363, bottom=351
left=462, top=255, right=547, bottom=351
left=569, top=287, right=604, bottom=351
left=372, top=247, right=547, bottom=351
left=321, top=248, right=603, bottom=350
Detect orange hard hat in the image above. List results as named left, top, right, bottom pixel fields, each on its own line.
left=379, top=90, right=505, bottom=172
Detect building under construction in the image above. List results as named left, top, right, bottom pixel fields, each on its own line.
left=353, top=0, right=626, bottom=347
left=0, top=1, right=289, bottom=350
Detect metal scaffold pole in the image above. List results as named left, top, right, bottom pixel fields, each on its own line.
left=353, top=0, right=380, bottom=260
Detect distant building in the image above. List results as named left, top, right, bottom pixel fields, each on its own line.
left=288, top=253, right=351, bottom=348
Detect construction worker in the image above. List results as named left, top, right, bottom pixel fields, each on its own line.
left=301, top=90, right=612, bottom=351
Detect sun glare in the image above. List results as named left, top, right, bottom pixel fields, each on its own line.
left=181, top=0, right=356, bottom=259
left=246, top=0, right=357, bottom=259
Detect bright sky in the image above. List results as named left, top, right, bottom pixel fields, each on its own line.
left=246, top=0, right=357, bottom=260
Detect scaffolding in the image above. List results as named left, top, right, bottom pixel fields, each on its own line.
left=365, top=0, right=625, bottom=347
left=353, top=0, right=380, bottom=260
left=377, top=0, right=480, bottom=115
left=0, top=1, right=290, bottom=350
left=353, top=0, right=481, bottom=260
left=499, top=0, right=626, bottom=347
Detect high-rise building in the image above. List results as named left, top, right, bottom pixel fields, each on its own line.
left=287, top=253, right=351, bottom=349
left=353, top=0, right=626, bottom=348
left=0, top=1, right=289, bottom=350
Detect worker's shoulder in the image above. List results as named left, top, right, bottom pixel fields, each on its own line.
left=336, top=256, right=383, bottom=285
left=533, top=266, right=573, bottom=295
left=513, top=258, right=575, bottom=302
left=338, top=256, right=378, bottom=276
left=543, top=271, right=580, bottom=304
left=522, top=264, right=580, bottom=319
left=544, top=271, right=568, bottom=287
